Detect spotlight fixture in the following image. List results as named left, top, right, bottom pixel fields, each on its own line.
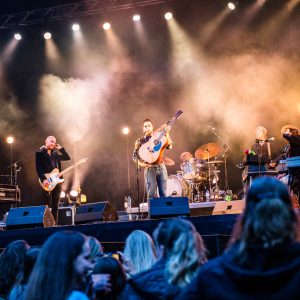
left=133, top=14, right=141, bottom=22
left=70, top=189, right=79, bottom=197
left=60, top=191, right=66, bottom=198
left=164, top=12, right=173, bottom=20
left=6, top=136, right=14, bottom=144
left=122, top=127, right=130, bottom=135
left=72, top=23, right=80, bottom=31
left=44, top=32, right=52, bottom=40
left=14, top=33, right=22, bottom=40
left=228, top=2, right=236, bottom=10
left=103, top=22, right=111, bottom=30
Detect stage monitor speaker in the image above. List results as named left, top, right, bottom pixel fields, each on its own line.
left=149, top=197, right=190, bottom=219
left=212, top=200, right=245, bottom=215
left=6, top=205, right=55, bottom=229
left=75, top=201, right=118, bottom=224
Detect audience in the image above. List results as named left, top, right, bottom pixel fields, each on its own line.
left=88, top=236, right=104, bottom=263
left=0, top=240, right=30, bottom=300
left=123, top=230, right=157, bottom=276
left=91, top=256, right=126, bottom=300
left=177, top=176, right=300, bottom=299
left=8, top=247, right=41, bottom=300
left=24, top=231, right=93, bottom=300
left=120, top=218, right=207, bottom=299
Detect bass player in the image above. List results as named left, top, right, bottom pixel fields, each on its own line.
left=35, top=135, right=70, bottom=223
left=133, top=119, right=173, bottom=199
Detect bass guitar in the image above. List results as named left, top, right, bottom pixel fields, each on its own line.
left=39, top=158, right=88, bottom=192
left=138, top=110, right=183, bottom=165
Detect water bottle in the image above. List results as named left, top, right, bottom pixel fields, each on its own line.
left=205, top=190, right=210, bottom=202
left=127, top=196, right=132, bottom=209
left=225, top=190, right=232, bottom=202
left=124, top=196, right=128, bottom=210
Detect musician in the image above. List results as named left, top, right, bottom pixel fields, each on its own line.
left=133, top=119, right=173, bottom=199
left=35, top=136, right=70, bottom=223
left=281, top=124, right=300, bottom=197
left=242, top=126, right=274, bottom=189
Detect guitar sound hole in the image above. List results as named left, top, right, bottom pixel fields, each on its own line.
left=154, top=139, right=159, bottom=146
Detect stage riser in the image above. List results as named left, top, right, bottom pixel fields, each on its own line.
left=0, top=214, right=238, bottom=258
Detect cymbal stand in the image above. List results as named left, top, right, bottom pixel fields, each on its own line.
left=209, top=128, right=230, bottom=191
left=206, top=149, right=212, bottom=197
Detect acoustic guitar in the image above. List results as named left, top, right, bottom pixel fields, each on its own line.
left=138, top=110, right=183, bottom=165
left=39, top=158, right=88, bottom=192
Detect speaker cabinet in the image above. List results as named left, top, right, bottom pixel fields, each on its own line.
left=149, top=197, right=190, bottom=219
left=58, top=206, right=75, bottom=226
left=75, top=201, right=118, bottom=224
left=6, top=205, right=55, bottom=229
left=212, top=200, right=245, bottom=215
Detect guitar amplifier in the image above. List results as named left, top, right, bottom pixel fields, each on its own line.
left=0, top=186, right=21, bottom=203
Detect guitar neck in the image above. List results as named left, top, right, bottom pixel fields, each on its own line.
left=157, top=110, right=183, bottom=139
left=58, top=162, right=84, bottom=177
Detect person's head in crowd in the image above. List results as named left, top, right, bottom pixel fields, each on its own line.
left=21, top=248, right=41, bottom=285
left=153, top=218, right=207, bottom=287
left=92, top=256, right=126, bottom=300
left=88, top=236, right=103, bottom=263
left=123, top=230, right=157, bottom=275
left=24, top=231, right=93, bottom=300
left=230, top=176, right=300, bottom=265
left=0, top=240, right=30, bottom=298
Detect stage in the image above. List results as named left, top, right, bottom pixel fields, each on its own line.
left=0, top=211, right=240, bottom=258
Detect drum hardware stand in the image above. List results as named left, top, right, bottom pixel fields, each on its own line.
left=209, top=128, right=231, bottom=191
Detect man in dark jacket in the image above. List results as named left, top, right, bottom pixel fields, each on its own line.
left=35, top=135, right=70, bottom=223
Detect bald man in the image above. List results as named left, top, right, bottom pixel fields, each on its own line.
left=35, top=136, right=70, bottom=223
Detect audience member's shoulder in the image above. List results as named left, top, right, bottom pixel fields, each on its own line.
left=67, top=290, right=89, bottom=300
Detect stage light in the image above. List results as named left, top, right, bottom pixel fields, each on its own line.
left=80, top=194, right=87, bottom=203
left=60, top=191, right=66, bottom=198
left=122, top=127, right=130, bottom=135
left=14, top=33, right=22, bottom=41
left=72, top=23, right=80, bottom=31
left=103, top=22, right=111, bottom=30
left=70, top=189, right=79, bottom=197
left=44, top=32, right=52, bottom=40
left=133, top=14, right=141, bottom=22
left=228, top=2, right=236, bottom=10
left=6, top=136, right=14, bottom=144
left=164, top=12, right=173, bottom=20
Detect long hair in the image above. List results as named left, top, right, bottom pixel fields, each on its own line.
left=153, top=219, right=207, bottom=287
left=0, top=240, right=29, bottom=297
left=123, top=230, right=157, bottom=275
left=229, top=177, right=300, bottom=265
left=88, top=236, right=103, bottom=263
left=24, top=231, right=86, bottom=300
left=93, top=256, right=127, bottom=300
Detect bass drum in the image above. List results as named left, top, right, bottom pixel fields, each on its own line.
left=165, top=175, right=188, bottom=197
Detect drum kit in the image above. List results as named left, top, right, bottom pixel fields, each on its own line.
left=165, top=143, right=226, bottom=202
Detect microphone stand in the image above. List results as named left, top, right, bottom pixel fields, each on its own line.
left=210, top=129, right=231, bottom=192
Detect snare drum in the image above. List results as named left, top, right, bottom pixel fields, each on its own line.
left=165, top=175, right=188, bottom=197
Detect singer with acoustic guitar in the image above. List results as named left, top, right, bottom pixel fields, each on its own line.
left=35, top=135, right=70, bottom=223
left=133, top=111, right=182, bottom=199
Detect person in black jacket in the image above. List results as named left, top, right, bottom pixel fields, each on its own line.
left=176, top=176, right=300, bottom=300
left=35, top=135, right=70, bottom=223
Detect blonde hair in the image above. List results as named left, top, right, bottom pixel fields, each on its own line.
left=123, top=230, right=157, bottom=275
left=153, top=219, right=207, bottom=287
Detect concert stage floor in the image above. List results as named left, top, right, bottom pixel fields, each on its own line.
left=0, top=213, right=239, bottom=257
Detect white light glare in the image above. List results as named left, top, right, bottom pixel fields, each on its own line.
left=133, top=14, right=141, bottom=22
left=122, top=127, right=130, bottom=135
left=228, top=2, right=236, bottom=10
left=6, top=136, right=14, bottom=144
left=70, top=190, right=79, bottom=197
left=44, top=32, right=52, bottom=40
left=164, top=12, right=173, bottom=20
left=72, top=23, right=80, bottom=31
left=103, top=22, right=111, bottom=30
left=60, top=191, right=66, bottom=198
left=14, top=33, right=22, bottom=40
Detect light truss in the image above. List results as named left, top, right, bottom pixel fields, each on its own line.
left=0, top=0, right=173, bottom=29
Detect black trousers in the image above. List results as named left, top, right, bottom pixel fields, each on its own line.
left=41, top=184, right=62, bottom=223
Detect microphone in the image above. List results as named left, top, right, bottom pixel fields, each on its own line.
left=206, top=125, right=216, bottom=131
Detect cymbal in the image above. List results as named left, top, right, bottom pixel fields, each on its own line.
left=195, top=143, right=221, bottom=160
left=162, top=156, right=175, bottom=166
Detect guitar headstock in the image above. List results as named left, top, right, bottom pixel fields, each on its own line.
left=174, top=110, right=183, bottom=120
